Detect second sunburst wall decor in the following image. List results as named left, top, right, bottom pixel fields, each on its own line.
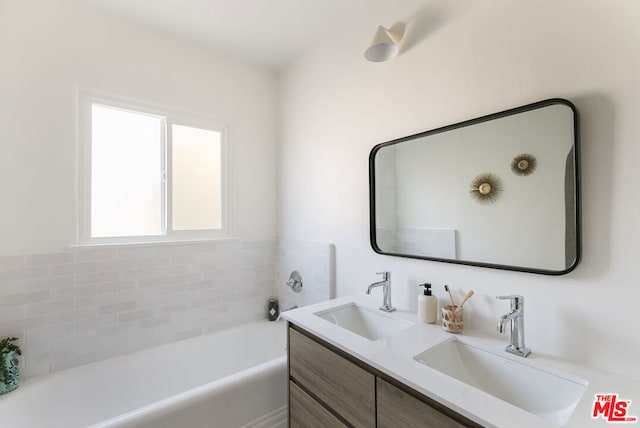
left=511, top=153, right=537, bottom=176
left=470, top=173, right=503, bottom=203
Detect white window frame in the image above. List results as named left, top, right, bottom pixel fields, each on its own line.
left=77, top=91, right=232, bottom=244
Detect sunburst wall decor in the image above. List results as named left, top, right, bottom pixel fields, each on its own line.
left=511, top=153, right=537, bottom=176
left=470, top=173, right=503, bottom=203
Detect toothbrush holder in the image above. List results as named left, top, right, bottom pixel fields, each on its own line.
left=442, top=304, right=463, bottom=333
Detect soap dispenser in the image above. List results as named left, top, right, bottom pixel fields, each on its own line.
left=418, top=283, right=437, bottom=324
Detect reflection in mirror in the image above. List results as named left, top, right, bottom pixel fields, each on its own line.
left=369, top=99, right=580, bottom=275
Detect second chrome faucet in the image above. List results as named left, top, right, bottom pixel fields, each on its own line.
left=497, top=295, right=531, bottom=358
left=367, top=271, right=396, bottom=312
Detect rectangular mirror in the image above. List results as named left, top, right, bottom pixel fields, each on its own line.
left=369, top=98, right=580, bottom=275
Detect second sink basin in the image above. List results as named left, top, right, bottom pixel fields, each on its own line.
left=314, top=303, right=414, bottom=340
left=414, top=338, right=588, bottom=426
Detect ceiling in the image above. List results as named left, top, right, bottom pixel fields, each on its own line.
left=83, top=0, right=382, bottom=70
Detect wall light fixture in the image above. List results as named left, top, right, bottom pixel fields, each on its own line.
left=364, top=22, right=406, bottom=62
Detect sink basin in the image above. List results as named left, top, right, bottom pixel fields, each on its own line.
left=314, top=303, right=414, bottom=340
left=414, top=339, right=588, bottom=426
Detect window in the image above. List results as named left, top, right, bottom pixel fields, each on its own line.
left=79, top=94, right=229, bottom=243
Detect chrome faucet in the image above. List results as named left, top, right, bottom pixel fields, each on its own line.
left=367, top=271, right=395, bottom=312
left=497, top=295, right=531, bottom=357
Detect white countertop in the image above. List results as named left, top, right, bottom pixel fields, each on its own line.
left=282, top=294, right=640, bottom=428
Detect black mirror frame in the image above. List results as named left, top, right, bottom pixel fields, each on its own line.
left=368, top=98, right=581, bottom=275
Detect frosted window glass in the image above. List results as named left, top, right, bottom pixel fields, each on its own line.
left=172, top=125, right=221, bottom=230
left=91, top=105, right=163, bottom=237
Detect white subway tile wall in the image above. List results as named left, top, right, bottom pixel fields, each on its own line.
left=0, top=240, right=276, bottom=378
left=275, top=240, right=335, bottom=312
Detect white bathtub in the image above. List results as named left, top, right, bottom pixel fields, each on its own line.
left=0, top=321, right=288, bottom=428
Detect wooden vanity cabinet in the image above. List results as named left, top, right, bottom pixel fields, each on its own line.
left=289, top=381, right=347, bottom=427
left=377, top=378, right=468, bottom=428
left=288, top=324, right=481, bottom=428
left=289, top=327, right=375, bottom=427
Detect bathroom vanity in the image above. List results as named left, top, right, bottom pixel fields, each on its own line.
left=288, top=324, right=478, bottom=427
left=282, top=294, right=640, bottom=428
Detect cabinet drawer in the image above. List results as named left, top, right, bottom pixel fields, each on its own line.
left=289, top=328, right=375, bottom=427
left=289, top=381, right=347, bottom=427
left=377, top=378, right=470, bottom=428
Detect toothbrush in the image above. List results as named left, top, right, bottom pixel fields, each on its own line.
left=454, top=290, right=474, bottom=314
left=444, top=284, right=456, bottom=307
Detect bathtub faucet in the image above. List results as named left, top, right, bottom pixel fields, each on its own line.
left=367, top=271, right=395, bottom=312
left=276, top=304, right=298, bottom=322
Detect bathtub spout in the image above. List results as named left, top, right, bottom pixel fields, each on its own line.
left=276, top=305, right=298, bottom=321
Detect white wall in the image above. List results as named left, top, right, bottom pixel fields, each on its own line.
left=278, top=0, right=640, bottom=379
left=0, top=0, right=277, bottom=255
left=0, top=0, right=278, bottom=376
